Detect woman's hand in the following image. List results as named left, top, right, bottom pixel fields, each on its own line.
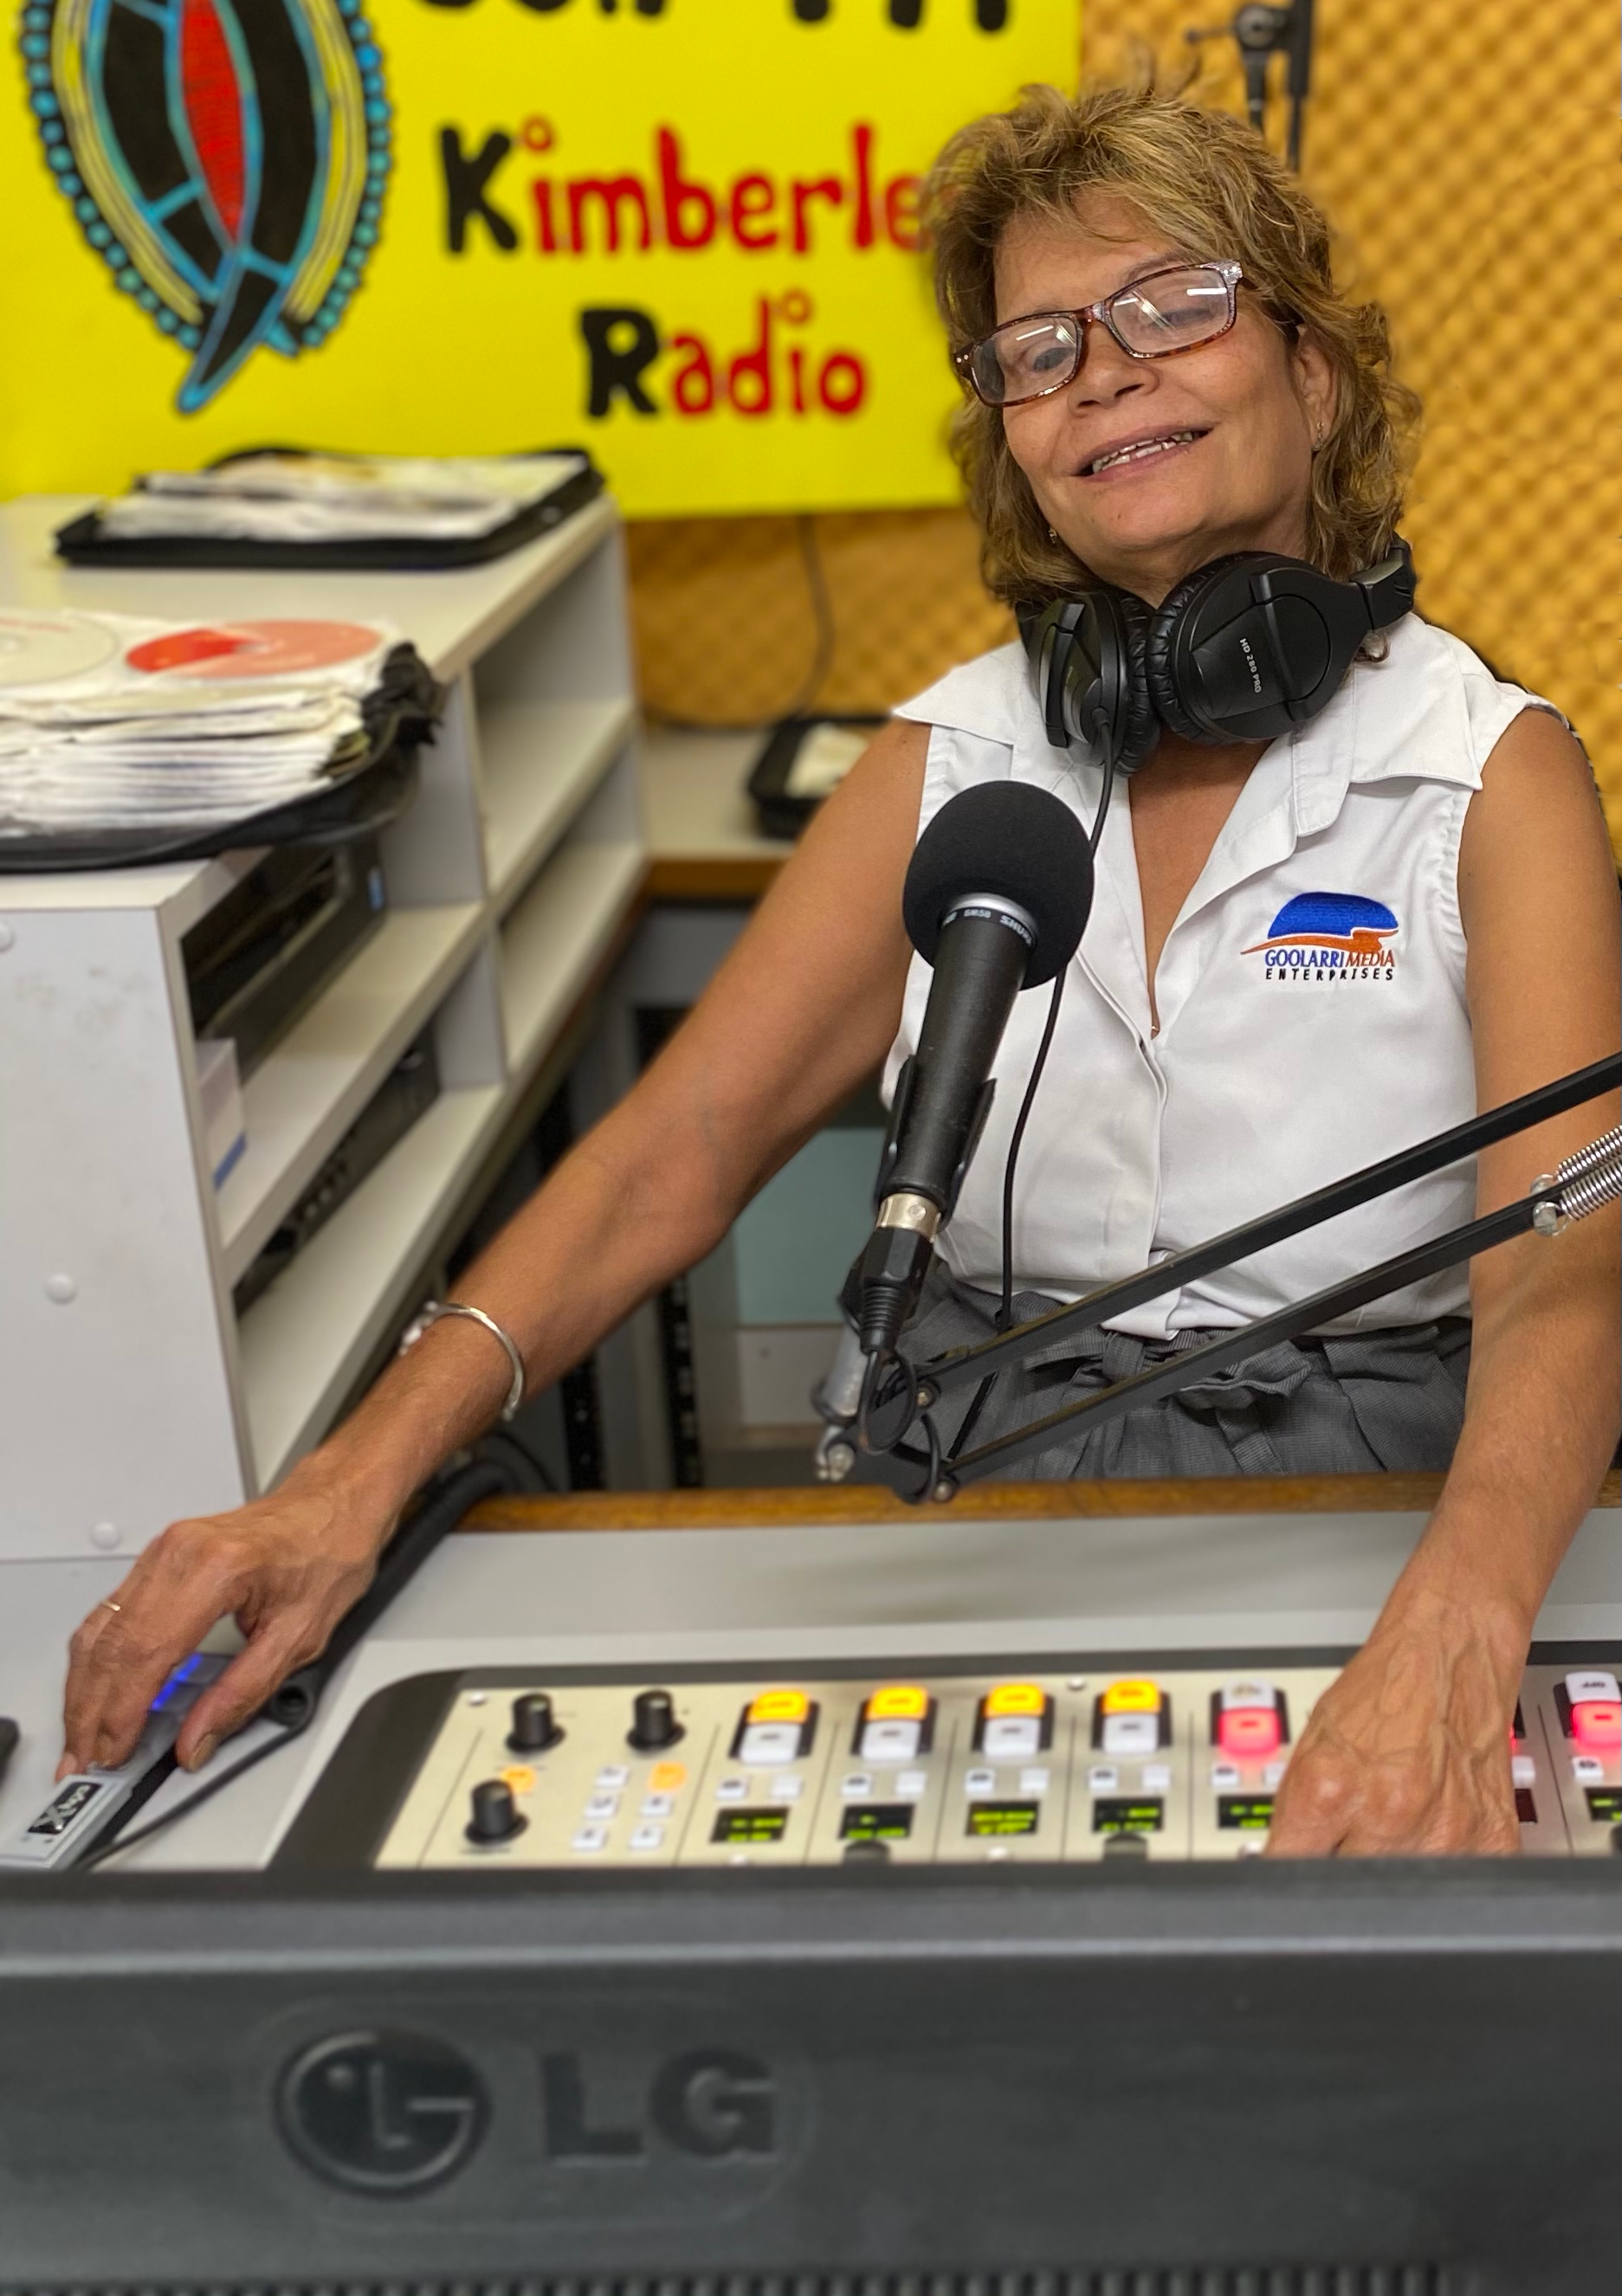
left=1266, top=1603, right=1524, bottom=1856
left=59, top=1467, right=389, bottom=1779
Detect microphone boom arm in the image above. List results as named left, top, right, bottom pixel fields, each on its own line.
left=836, top=1052, right=1621, bottom=1499
left=917, top=1053, right=1622, bottom=1403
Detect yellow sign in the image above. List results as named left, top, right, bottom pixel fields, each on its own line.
left=0, top=0, right=1077, bottom=513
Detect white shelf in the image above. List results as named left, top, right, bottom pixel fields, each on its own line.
left=239, top=1081, right=506, bottom=1487
left=481, top=695, right=636, bottom=912
left=216, top=902, right=487, bottom=1284
left=500, top=837, right=646, bottom=1075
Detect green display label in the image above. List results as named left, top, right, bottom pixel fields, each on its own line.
left=840, top=1803, right=914, bottom=1843
left=1217, top=1795, right=1276, bottom=1832
left=1092, top=1797, right=1164, bottom=1835
left=711, top=1807, right=790, bottom=1846
left=966, top=1801, right=1040, bottom=1838
left=1585, top=1787, right=1622, bottom=1824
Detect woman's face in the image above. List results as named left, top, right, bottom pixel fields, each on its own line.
left=995, top=191, right=1336, bottom=604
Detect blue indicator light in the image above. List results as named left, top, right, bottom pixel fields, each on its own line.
left=148, top=1653, right=204, bottom=1713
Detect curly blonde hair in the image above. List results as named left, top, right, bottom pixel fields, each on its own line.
left=924, top=78, right=1422, bottom=607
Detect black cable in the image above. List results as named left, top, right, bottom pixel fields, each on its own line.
left=994, top=750, right=1115, bottom=1332
left=71, top=1456, right=514, bottom=1872
left=786, top=513, right=837, bottom=718
left=643, top=516, right=839, bottom=734
left=476, top=1422, right=557, bottom=1493
left=74, top=1712, right=311, bottom=1873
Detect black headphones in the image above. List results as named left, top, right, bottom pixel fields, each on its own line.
left=1018, top=539, right=1417, bottom=773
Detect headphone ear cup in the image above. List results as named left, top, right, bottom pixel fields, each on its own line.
left=1144, top=552, right=1272, bottom=745
left=1110, top=588, right=1160, bottom=774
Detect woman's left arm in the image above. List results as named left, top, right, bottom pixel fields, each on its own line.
left=1270, top=706, right=1620, bottom=1855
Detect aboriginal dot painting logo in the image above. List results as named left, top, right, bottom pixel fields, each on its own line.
left=19, top=0, right=391, bottom=410
left=1244, top=890, right=1399, bottom=984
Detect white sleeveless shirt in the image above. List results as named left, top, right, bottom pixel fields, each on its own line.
left=888, top=613, right=1561, bottom=1338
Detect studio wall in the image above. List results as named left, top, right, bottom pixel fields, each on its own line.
left=628, top=0, right=1621, bottom=853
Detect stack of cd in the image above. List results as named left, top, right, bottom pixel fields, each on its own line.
left=0, top=608, right=397, bottom=838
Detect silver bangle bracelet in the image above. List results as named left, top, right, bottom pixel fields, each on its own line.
left=397, top=1299, right=527, bottom=1422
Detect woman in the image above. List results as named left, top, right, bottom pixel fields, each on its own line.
left=61, top=82, right=1619, bottom=1854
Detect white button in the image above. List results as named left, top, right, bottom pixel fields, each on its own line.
left=641, top=1793, right=675, bottom=1819
left=1018, top=1767, right=1050, bottom=1796
left=860, top=1718, right=922, bottom=1764
left=982, top=1715, right=1042, bottom=1762
left=1210, top=1764, right=1242, bottom=1791
left=895, top=1769, right=928, bottom=1800
left=715, top=1776, right=749, bottom=1802
left=1510, top=1756, right=1536, bottom=1790
left=572, top=1826, right=609, bottom=1854
left=628, top=1823, right=664, bottom=1852
left=1102, top=1713, right=1159, bottom=1757
left=1087, top=1764, right=1120, bottom=1794
left=1141, top=1763, right=1173, bottom=1792
left=583, top=1793, right=619, bottom=1822
left=1572, top=1755, right=1605, bottom=1783
left=1219, top=1679, right=1278, bottom=1711
left=770, top=1774, right=804, bottom=1801
left=841, top=1772, right=873, bottom=1800
left=1566, top=1670, right=1620, bottom=1706
left=964, top=1766, right=996, bottom=1795
left=1236, top=1836, right=1266, bottom=1857
left=596, top=1766, right=630, bottom=1790
left=738, top=1720, right=805, bottom=1766
left=1263, top=1762, right=1287, bottom=1790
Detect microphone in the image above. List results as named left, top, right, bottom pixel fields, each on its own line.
left=855, top=781, right=1095, bottom=1360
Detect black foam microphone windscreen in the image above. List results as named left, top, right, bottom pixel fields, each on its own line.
left=901, top=780, right=1093, bottom=985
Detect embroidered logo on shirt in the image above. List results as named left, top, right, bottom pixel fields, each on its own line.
left=1243, top=892, right=1399, bottom=983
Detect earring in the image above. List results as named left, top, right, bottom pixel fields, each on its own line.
left=1047, top=524, right=1060, bottom=541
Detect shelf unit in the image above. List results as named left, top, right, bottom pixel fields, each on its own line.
left=0, top=492, right=647, bottom=1560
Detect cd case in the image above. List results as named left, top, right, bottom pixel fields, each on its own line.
left=55, top=448, right=604, bottom=571
left=747, top=715, right=884, bottom=840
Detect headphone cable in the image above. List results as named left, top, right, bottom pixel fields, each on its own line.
left=992, top=749, right=1117, bottom=1335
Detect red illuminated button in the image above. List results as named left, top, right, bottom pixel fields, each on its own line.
left=1218, top=1706, right=1283, bottom=1759
left=1573, top=1701, right=1622, bottom=1750
left=1565, top=1672, right=1621, bottom=1749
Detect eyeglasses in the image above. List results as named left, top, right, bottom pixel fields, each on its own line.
left=955, top=259, right=1250, bottom=409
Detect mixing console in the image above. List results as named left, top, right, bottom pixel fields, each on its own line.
left=282, top=1650, right=1622, bottom=1869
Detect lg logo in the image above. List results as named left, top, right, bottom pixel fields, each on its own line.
left=277, top=2029, right=776, bottom=2196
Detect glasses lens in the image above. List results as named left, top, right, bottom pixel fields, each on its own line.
left=972, top=314, right=1082, bottom=405
left=1110, top=266, right=1234, bottom=355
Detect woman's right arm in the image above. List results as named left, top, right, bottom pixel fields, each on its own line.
left=61, top=719, right=930, bottom=1777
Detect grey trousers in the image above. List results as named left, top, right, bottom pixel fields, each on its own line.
left=893, top=1265, right=1472, bottom=1481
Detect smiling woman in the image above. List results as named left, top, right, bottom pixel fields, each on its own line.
left=58, top=76, right=1619, bottom=1864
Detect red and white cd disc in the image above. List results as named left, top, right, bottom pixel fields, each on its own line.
left=126, top=619, right=384, bottom=678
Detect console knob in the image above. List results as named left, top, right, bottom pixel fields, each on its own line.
left=629, top=1687, right=683, bottom=1751
left=466, top=1778, right=526, bottom=1845
left=507, top=1692, right=560, bottom=1752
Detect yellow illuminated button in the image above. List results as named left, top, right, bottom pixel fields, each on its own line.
left=649, top=1761, right=688, bottom=1794
left=984, top=1682, right=1047, bottom=1719
left=499, top=1765, right=537, bottom=1795
left=866, top=1685, right=931, bottom=1721
left=1101, top=1680, right=1163, bottom=1715
left=747, top=1689, right=811, bottom=1725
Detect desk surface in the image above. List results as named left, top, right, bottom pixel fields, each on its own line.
left=3, top=1480, right=1619, bottom=1873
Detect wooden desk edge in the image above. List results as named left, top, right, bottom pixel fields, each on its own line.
left=464, top=1468, right=1621, bottom=1532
